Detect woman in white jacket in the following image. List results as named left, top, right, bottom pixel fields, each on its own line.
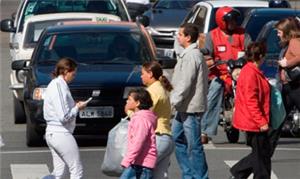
left=43, top=57, right=86, bottom=179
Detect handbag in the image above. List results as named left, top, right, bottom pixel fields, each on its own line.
left=101, top=117, right=128, bottom=176
left=270, top=85, right=286, bottom=129
left=285, top=65, right=300, bottom=82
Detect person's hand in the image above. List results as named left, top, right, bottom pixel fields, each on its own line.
left=260, top=124, right=269, bottom=132
left=278, top=57, right=288, bottom=68
left=76, top=101, right=87, bottom=110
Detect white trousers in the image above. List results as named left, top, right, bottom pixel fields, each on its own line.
left=45, top=132, right=83, bottom=179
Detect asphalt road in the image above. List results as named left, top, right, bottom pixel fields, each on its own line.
left=1, top=1, right=300, bottom=179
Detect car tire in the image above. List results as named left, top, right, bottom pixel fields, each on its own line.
left=26, top=116, right=44, bottom=147
left=13, top=95, right=26, bottom=124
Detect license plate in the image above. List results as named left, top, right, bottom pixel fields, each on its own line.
left=164, top=49, right=174, bottom=58
left=79, top=106, right=114, bottom=118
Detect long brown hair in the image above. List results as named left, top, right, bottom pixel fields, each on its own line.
left=142, top=61, right=173, bottom=92
left=275, top=17, right=300, bottom=47
left=52, top=57, right=77, bottom=78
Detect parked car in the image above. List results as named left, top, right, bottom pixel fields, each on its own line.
left=0, top=0, right=131, bottom=58
left=256, top=20, right=300, bottom=136
left=11, top=21, right=159, bottom=146
left=5, top=13, right=121, bottom=124
left=139, top=0, right=201, bottom=58
left=242, top=8, right=300, bottom=41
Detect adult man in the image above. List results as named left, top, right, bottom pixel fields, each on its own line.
left=171, top=23, right=209, bottom=179
left=201, top=6, right=251, bottom=144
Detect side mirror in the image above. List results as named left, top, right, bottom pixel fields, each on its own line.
left=136, top=15, right=150, bottom=27
left=157, top=57, right=177, bottom=69
left=1, top=19, right=16, bottom=32
left=12, top=60, right=28, bottom=70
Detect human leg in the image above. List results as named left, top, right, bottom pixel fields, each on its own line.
left=183, top=113, right=208, bottom=179
left=153, top=134, right=174, bottom=179
left=201, top=77, right=224, bottom=137
left=120, top=166, right=136, bottom=179
left=46, top=132, right=83, bottom=179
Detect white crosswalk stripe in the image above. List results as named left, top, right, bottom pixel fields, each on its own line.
left=10, top=164, right=50, bottom=179
left=224, top=160, right=278, bottom=179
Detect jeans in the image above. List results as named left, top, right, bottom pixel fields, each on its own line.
left=201, top=77, right=224, bottom=137
left=172, top=112, right=209, bottom=179
left=153, top=134, right=174, bottom=179
left=45, top=132, right=83, bottom=179
left=120, top=165, right=153, bottom=179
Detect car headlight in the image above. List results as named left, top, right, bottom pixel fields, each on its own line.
left=16, top=70, right=26, bottom=83
left=123, top=87, right=140, bottom=99
left=146, top=26, right=159, bottom=36
left=33, top=87, right=46, bottom=100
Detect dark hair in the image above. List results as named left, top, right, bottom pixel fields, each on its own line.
left=142, top=61, right=173, bottom=92
left=52, top=57, right=77, bottom=78
left=245, top=42, right=266, bottom=62
left=129, top=88, right=153, bottom=110
left=275, top=17, right=300, bottom=47
left=180, top=23, right=199, bottom=43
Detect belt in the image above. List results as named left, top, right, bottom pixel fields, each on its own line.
left=155, top=132, right=172, bottom=137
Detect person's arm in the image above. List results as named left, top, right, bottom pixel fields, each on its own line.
left=171, top=52, right=199, bottom=108
left=244, top=33, right=252, bottom=49
left=52, top=82, right=79, bottom=123
left=121, top=116, right=149, bottom=168
left=285, top=39, right=300, bottom=67
left=243, top=71, right=268, bottom=128
left=202, top=32, right=215, bottom=68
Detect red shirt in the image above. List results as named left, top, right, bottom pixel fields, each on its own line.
left=233, top=62, right=270, bottom=132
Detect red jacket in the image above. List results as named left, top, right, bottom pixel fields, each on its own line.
left=233, top=62, right=270, bottom=132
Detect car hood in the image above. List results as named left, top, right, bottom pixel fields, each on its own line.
left=34, top=64, right=142, bottom=87
left=145, top=9, right=188, bottom=29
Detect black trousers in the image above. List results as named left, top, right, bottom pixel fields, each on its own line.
left=230, top=132, right=271, bottom=179
left=269, top=82, right=300, bottom=156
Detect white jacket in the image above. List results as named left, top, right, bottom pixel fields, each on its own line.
left=43, top=75, right=78, bottom=133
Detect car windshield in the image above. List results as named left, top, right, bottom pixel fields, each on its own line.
left=24, top=18, right=91, bottom=49
left=155, top=0, right=199, bottom=10
left=20, top=0, right=128, bottom=31
left=37, top=31, right=152, bottom=65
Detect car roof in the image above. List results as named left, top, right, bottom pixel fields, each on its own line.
left=196, top=0, right=269, bottom=7
left=45, top=21, right=140, bottom=34
left=249, top=8, right=300, bottom=16
left=23, top=13, right=121, bottom=23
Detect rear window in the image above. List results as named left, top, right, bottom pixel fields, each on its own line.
left=36, top=31, right=152, bottom=65
left=20, top=0, right=129, bottom=31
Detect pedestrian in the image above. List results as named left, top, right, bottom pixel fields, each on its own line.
left=121, top=88, right=157, bottom=179
left=43, top=57, right=87, bottom=179
left=125, top=0, right=150, bottom=20
left=200, top=6, right=252, bottom=144
left=141, top=61, right=174, bottom=179
left=171, top=23, right=209, bottom=179
left=270, top=17, right=300, bottom=156
left=230, top=42, right=271, bottom=179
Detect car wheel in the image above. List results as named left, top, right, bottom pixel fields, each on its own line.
left=226, top=127, right=239, bottom=143
left=26, top=117, right=44, bottom=147
left=13, top=95, right=26, bottom=124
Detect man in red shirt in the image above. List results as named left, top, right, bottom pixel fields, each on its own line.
left=201, top=6, right=251, bottom=143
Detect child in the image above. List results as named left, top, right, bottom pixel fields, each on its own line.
left=121, top=88, right=157, bottom=179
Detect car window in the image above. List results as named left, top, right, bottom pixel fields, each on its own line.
left=208, top=7, right=261, bottom=32
left=192, top=6, right=207, bottom=33
left=23, top=18, right=91, bottom=49
left=155, top=0, right=199, bottom=10
left=19, top=0, right=129, bottom=31
left=37, top=31, right=152, bottom=65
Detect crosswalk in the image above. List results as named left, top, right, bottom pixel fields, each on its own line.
left=10, top=164, right=50, bottom=179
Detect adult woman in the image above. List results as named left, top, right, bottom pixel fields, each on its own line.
left=140, top=61, right=174, bottom=179
left=43, top=57, right=86, bottom=179
left=230, top=42, right=271, bottom=179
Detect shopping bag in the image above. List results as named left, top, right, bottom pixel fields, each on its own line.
left=270, top=85, right=286, bottom=129
left=101, top=117, right=128, bottom=176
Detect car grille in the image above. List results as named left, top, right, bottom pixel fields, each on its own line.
left=70, top=88, right=123, bottom=100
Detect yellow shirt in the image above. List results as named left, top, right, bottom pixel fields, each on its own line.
left=147, top=81, right=172, bottom=135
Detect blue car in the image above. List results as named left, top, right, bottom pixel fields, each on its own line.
left=12, top=21, right=158, bottom=146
